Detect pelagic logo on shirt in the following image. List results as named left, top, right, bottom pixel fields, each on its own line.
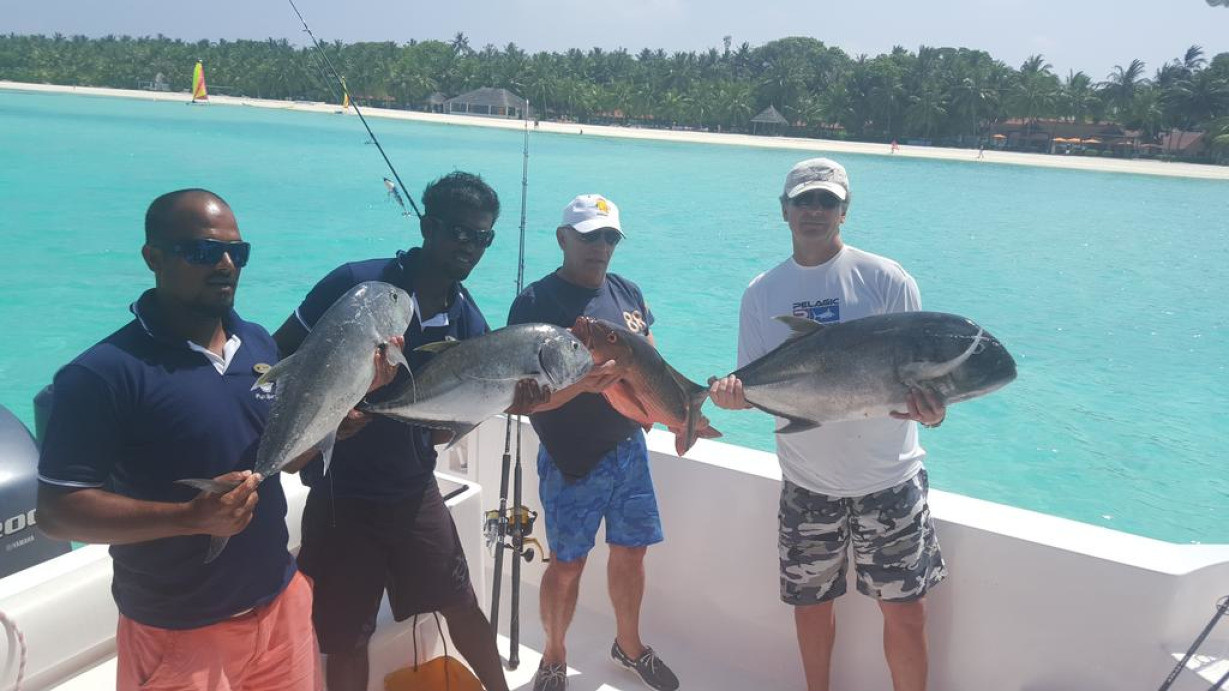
left=793, top=298, right=841, bottom=323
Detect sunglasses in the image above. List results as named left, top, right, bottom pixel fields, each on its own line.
left=576, top=229, right=623, bottom=246
left=789, top=192, right=843, bottom=210
left=433, top=217, right=495, bottom=248
left=158, top=239, right=251, bottom=268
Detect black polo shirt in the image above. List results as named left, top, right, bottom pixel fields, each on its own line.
left=38, top=290, right=295, bottom=630
left=507, top=271, right=654, bottom=479
left=292, top=248, right=490, bottom=501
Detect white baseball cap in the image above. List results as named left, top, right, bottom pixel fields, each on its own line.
left=782, top=158, right=850, bottom=201
left=560, top=194, right=624, bottom=235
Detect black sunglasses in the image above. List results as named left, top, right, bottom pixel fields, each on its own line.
left=576, top=229, right=623, bottom=246
left=790, top=192, right=843, bottom=210
left=432, top=217, right=495, bottom=248
left=158, top=239, right=251, bottom=268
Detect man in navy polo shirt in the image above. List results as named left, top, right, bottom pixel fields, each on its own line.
left=37, top=189, right=320, bottom=691
left=508, top=194, right=679, bottom=691
left=272, top=172, right=538, bottom=691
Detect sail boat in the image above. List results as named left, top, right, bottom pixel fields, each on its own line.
left=190, top=60, right=208, bottom=104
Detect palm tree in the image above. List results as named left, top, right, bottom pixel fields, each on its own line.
left=1100, top=59, right=1148, bottom=117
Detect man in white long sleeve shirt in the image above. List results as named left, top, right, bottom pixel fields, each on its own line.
left=710, top=158, right=947, bottom=691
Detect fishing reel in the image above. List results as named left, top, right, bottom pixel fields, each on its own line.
left=483, top=506, right=547, bottom=563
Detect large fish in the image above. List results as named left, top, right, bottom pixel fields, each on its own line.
left=362, top=323, right=593, bottom=443
left=178, top=280, right=413, bottom=561
left=571, top=316, right=720, bottom=456
left=731, top=312, right=1016, bottom=433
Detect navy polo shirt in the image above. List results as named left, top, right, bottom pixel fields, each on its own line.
left=37, top=290, right=295, bottom=630
left=292, top=248, right=490, bottom=501
left=507, top=271, right=654, bottom=479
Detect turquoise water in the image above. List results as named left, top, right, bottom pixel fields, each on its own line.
left=2, top=90, right=1227, bottom=544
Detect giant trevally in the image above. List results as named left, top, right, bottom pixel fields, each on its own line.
left=178, top=280, right=413, bottom=561
left=729, top=312, right=1016, bottom=433
left=571, top=316, right=720, bottom=456
left=362, top=323, right=593, bottom=443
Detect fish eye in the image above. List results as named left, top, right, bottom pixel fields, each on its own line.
left=606, top=333, right=617, bottom=344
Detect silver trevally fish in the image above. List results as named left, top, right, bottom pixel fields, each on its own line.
left=731, top=312, right=1017, bottom=433
left=178, top=280, right=413, bottom=561
left=362, top=323, right=594, bottom=443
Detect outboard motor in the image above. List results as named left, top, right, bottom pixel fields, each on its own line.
left=0, top=403, right=71, bottom=579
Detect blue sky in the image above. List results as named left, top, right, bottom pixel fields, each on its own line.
left=6, top=0, right=1227, bottom=79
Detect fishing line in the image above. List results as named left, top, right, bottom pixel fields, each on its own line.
left=286, top=0, right=422, bottom=220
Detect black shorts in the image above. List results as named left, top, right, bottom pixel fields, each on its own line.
left=297, top=479, right=473, bottom=653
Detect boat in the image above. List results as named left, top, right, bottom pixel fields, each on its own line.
left=2, top=402, right=1228, bottom=690
left=189, top=60, right=208, bottom=105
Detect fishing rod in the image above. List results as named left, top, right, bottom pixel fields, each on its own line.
left=487, top=98, right=540, bottom=671
left=1158, top=595, right=1229, bottom=691
left=286, top=0, right=422, bottom=220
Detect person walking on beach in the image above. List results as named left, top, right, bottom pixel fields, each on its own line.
left=272, top=172, right=543, bottom=691
left=37, top=189, right=322, bottom=691
left=890, top=139, right=900, bottom=154
left=508, top=194, right=680, bottom=691
left=709, top=158, right=948, bottom=691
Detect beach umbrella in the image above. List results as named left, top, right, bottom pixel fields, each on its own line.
left=992, top=134, right=1007, bottom=140
left=1083, top=138, right=1103, bottom=144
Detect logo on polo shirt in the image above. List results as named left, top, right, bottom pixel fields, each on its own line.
left=252, top=363, right=277, bottom=401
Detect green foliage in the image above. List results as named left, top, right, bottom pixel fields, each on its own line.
left=1, top=34, right=1226, bottom=151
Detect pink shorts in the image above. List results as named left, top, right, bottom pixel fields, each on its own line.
left=116, top=571, right=321, bottom=691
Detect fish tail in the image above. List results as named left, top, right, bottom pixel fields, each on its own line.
left=677, top=387, right=711, bottom=456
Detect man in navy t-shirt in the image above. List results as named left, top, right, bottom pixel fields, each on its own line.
left=272, top=172, right=541, bottom=691
left=508, top=194, right=679, bottom=691
left=37, top=189, right=320, bottom=691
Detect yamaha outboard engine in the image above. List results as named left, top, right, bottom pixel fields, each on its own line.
left=0, top=403, right=71, bottom=579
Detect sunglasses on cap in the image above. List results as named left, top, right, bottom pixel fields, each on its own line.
left=158, top=239, right=251, bottom=268
left=575, top=229, right=623, bottom=246
left=789, top=192, right=843, bottom=209
left=432, top=217, right=496, bottom=248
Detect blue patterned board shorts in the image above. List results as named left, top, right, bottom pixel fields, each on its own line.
left=538, top=430, right=664, bottom=563
left=779, top=470, right=947, bottom=605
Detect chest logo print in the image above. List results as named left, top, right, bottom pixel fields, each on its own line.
left=623, top=310, right=646, bottom=333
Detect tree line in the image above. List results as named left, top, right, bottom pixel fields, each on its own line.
left=2, top=33, right=1227, bottom=159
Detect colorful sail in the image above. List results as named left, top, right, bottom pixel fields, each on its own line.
left=191, top=61, right=208, bottom=102
left=342, top=91, right=350, bottom=110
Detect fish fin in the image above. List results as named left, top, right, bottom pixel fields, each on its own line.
left=414, top=338, right=461, bottom=354
left=898, top=328, right=984, bottom=386
left=204, top=536, right=229, bottom=564
left=442, top=421, right=480, bottom=449
left=382, top=342, right=410, bottom=371
left=176, top=478, right=242, bottom=494
left=697, top=425, right=722, bottom=439
left=773, top=315, right=826, bottom=342
left=775, top=417, right=821, bottom=434
left=252, top=355, right=296, bottom=390
left=604, top=380, right=653, bottom=425
left=676, top=386, right=712, bottom=456
left=318, top=428, right=339, bottom=477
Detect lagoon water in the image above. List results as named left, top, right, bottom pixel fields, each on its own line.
left=2, top=90, right=1226, bottom=543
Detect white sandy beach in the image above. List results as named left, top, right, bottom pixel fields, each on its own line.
left=5, top=80, right=1229, bottom=181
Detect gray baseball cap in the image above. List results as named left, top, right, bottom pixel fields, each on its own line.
left=782, top=158, right=849, bottom=201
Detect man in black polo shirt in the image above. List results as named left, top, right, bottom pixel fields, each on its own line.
left=273, top=172, right=537, bottom=691
left=37, top=189, right=320, bottom=691
left=508, top=194, right=679, bottom=691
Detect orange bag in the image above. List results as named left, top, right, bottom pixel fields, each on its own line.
left=384, top=612, right=483, bottom=691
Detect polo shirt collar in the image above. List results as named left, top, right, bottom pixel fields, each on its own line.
left=389, top=248, right=469, bottom=327
left=130, top=288, right=244, bottom=351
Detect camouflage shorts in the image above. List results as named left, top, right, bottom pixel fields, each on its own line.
left=778, top=470, right=947, bottom=605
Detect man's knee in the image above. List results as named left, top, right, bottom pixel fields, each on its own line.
left=608, top=544, right=647, bottom=562
left=879, top=597, right=927, bottom=629
left=546, top=554, right=587, bottom=584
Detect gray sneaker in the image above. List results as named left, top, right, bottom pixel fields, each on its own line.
left=533, top=661, right=568, bottom=691
left=611, top=641, right=680, bottom=691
